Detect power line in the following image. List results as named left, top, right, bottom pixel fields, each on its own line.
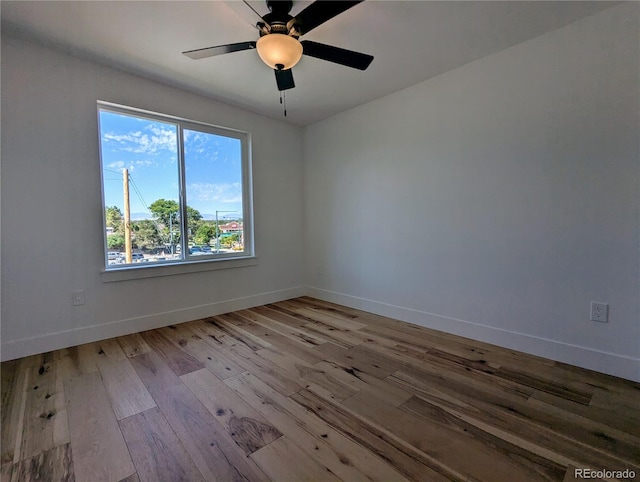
left=128, top=174, right=165, bottom=240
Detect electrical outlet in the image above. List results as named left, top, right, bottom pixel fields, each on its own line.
left=72, top=290, right=85, bottom=306
left=590, top=302, right=608, bottom=322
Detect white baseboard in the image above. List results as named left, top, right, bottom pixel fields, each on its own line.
left=306, top=287, right=640, bottom=383
left=0, top=286, right=306, bottom=362
left=3, top=284, right=638, bottom=383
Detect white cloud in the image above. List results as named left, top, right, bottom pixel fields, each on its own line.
left=187, top=182, right=242, bottom=203
left=102, top=125, right=177, bottom=155
left=106, top=161, right=135, bottom=172
left=134, top=159, right=157, bottom=167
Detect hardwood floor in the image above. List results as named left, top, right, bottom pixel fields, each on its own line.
left=2, top=297, right=639, bottom=481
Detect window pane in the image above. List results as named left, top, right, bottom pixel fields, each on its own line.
left=184, top=129, right=244, bottom=255
left=99, top=110, right=182, bottom=265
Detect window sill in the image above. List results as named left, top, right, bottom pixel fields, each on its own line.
left=101, top=256, right=257, bottom=283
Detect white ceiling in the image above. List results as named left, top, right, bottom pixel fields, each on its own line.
left=1, top=1, right=615, bottom=126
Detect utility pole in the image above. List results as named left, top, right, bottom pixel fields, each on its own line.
left=123, top=168, right=132, bottom=263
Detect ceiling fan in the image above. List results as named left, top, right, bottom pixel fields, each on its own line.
left=183, top=0, right=374, bottom=92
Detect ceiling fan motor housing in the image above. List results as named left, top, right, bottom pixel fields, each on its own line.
left=261, top=0, right=298, bottom=37
left=266, top=1, right=293, bottom=15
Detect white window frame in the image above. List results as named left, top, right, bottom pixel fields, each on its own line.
left=97, top=101, right=255, bottom=282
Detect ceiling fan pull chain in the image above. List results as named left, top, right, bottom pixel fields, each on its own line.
left=283, top=90, right=287, bottom=117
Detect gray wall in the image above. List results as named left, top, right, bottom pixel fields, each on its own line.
left=1, top=36, right=305, bottom=358
left=303, top=4, right=639, bottom=381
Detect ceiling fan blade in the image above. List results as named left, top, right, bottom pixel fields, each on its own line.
left=183, top=41, right=256, bottom=60
left=301, top=40, right=373, bottom=70
left=290, top=1, right=362, bottom=36
left=274, top=68, right=295, bottom=91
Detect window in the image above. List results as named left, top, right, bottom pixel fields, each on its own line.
left=98, top=102, right=253, bottom=271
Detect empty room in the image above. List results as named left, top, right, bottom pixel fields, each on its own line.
left=1, top=1, right=639, bottom=481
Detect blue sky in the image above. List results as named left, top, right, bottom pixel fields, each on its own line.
left=99, top=110, right=243, bottom=219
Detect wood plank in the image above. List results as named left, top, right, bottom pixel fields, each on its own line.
left=387, top=370, right=640, bottom=468
left=8, top=443, right=74, bottom=482
left=314, top=360, right=411, bottom=408
left=140, top=329, right=204, bottom=376
left=242, top=307, right=329, bottom=347
left=200, top=316, right=267, bottom=352
left=130, top=352, right=269, bottom=482
left=94, top=338, right=129, bottom=362
left=192, top=320, right=303, bottom=397
left=314, top=342, right=397, bottom=379
left=158, top=324, right=244, bottom=379
left=525, top=396, right=640, bottom=465
left=1, top=464, right=12, bottom=482
left=1, top=361, right=27, bottom=464
left=257, top=347, right=359, bottom=401
left=19, top=359, right=69, bottom=461
left=117, top=333, right=152, bottom=358
left=250, top=436, right=342, bottom=482
left=213, top=313, right=273, bottom=350
left=56, top=344, right=100, bottom=381
left=302, top=321, right=369, bottom=349
left=531, top=389, right=640, bottom=437
left=492, top=364, right=593, bottom=406
left=361, top=325, right=444, bottom=353
left=125, top=348, right=183, bottom=391
left=13, top=352, right=60, bottom=370
left=555, top=360, right=640, bottom=396
left=225, top=372, right=410, bottom=482
left=249, top=305, right=308, bottom=328
left=292, top=297, right=389, bottom=320
left=399, top=393, right=638, bottom=475
left=119, top=407, right=204, bottom=482
left=96, top=359, right=156, bottom=420
left=589, top=387, right=640, bottom=431
left=342, top=390, right=564, bottom=481
left=65, top=371, right=135, bottom=482
left=292, top=297, right=364, bottom=320
left=290, top=389, right=450, bottom=482
left=181, top=368, right=282, bottom=455
left=295, top=308, right=370, bottom=333
left=229, top=311, right=327, bottom=364
left=385, top=344, right=535, bottom=401
left=118, top=473, right=141, bottom=482
left=400, top=395, right=572, bottom=472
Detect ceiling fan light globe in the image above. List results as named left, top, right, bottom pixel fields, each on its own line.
left=256, top=34, right=303, bottom=70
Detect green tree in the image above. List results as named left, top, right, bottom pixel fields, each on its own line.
left=131, top=220, right=162, bottom=250
left=149, top=199, right=202, bottom=233
left=149, top=199, right=203, bottom=243
left=186, top=206, right=203, bottom=236
left=149, top=199, right=179, bottom=227
left=221, top=232, right=240, bottom=247
left=194, top=223, right=215, bottom=246
left=107, top=234, right=125, bottom=250
left=105, top=206, right=124, bottom=233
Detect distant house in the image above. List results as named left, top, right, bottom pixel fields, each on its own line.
left=219, top=221, right=242, bottom=233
